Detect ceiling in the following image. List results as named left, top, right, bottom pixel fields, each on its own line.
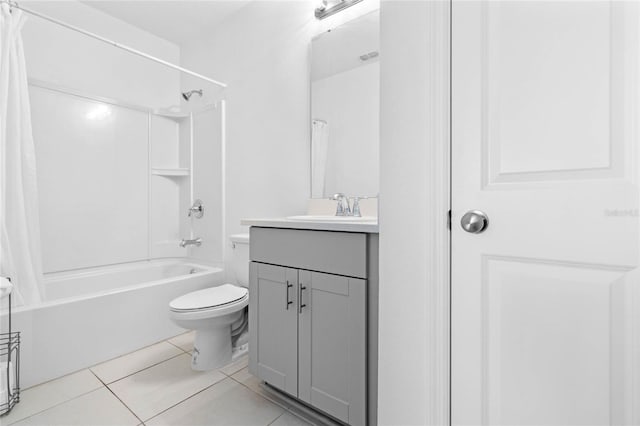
left=81, top=1, right=250, bottom=45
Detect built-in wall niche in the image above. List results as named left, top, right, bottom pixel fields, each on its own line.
left=149, top=106, right=224, bottom=264
left=150, top=112, right=191, bottom=258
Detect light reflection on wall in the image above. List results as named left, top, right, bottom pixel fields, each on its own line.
left=85, top=104, right=112, bottom=121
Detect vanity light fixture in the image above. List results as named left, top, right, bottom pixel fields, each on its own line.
left=315, top=0, right=364, bottom=20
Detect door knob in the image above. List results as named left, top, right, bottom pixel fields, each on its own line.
left=461, top=210, right=489, bottom=234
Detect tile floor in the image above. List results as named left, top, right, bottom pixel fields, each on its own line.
left=2, top=332, right=314, bottom=426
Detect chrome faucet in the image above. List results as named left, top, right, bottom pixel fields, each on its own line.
left=352, top=196, right=362, bottom=217
left=180, top=237, right=202, bottom=248
left=331, top=193, right=351, bottom=216
left=188, top=199, right=204, bottom=219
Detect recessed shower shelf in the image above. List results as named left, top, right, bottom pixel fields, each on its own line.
left=153, top=110, right=190, bottom=120
left=151, top=168, right=190, bottom=177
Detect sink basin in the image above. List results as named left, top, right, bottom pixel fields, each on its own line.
left=286, top=215, right=377, bottom=222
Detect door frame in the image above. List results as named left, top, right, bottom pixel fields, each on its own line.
left=425, top=2, right=451, bottom=424
left=431, top=2, right=452, bottom=424
left=378, top=1, right=451, bottom=425
left=419, top=2, right=451, bottom=424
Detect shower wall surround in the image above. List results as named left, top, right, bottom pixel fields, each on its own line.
left=30, top=86, right=150, bottom=272
left=190, top=107, right=224, bottom=265
left=21, top=1, right=223, bottom=273
left=29, top=83, right=218, bottom=273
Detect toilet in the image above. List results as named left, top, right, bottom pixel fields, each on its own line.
left=169, top=234, right=250, bottom=371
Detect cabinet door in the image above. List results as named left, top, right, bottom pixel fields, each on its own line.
left=249, top=262, right=298, bottom=396
left=298, top=271, right=366, bottom=426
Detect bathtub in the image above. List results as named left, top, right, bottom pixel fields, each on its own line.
left=6, top=259, right=225, bottom=388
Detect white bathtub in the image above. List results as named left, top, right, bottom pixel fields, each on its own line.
left=6, top=259, right=225, bottom=388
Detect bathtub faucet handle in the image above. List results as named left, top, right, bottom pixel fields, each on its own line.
left=188, top=199, right=204, bottom=219
left=180, top=237, right=202, bottom=248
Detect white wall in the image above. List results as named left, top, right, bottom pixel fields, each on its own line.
left=180, top=1, right=380, bottom=269
left=180, top=1, right=314, bottom=265
left=21, top=1, right=183, bottom=272
left=378, top=3, right=430, bottom=419
left=22, top=0, right=180, bottom=108
left=378, top=1, right=450, bottom=425
left=312, top=61, right=379, bottom=197
left=378, top=0, right=449, bottom=425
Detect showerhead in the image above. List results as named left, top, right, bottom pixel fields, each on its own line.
left=182, top=89, right=203, bottom=101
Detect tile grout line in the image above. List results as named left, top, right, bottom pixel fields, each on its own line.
left=6, top=339, right=189, bottom=426
left=3, top=374, right=105, bottom=426
left=140, top=373, right=230, bottom=424
left=278, top=408, right=319, bottom=426
left=219, top=362, right=249, bottom=378
left=286, top=408, right=320, bottom=426
left=96, top=351, right=187, bottom=386
left=165, top=333, right=195, bottom=354
left=165, top=339, right=192, bottom=354
left=95, top=336, right=216, bottom=424
left=228, top=374, right=292, bottom=412
left=209, top=374, right=288, bottom=426
left=268, top=409, right=320, bottom=426
left=228, top=374, right=320, bottom=426
left=96, top=338, right=188, bottom=370
left=89, top=369, right=145, bottom=425
left=267, top=411, right=287, bottom=426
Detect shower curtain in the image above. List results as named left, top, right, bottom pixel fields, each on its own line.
left=0, top=3, right=44, bottom=305
left=311, top=119, right=329, bottom=198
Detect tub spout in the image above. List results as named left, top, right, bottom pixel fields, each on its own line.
left=180, top=238, right=202, bottom=248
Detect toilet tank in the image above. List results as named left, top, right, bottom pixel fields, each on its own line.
left=229, top=234, right=250, bottom=287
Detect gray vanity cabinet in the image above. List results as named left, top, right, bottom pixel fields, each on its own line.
left=251, top=263, right=298, bottom=397
left=249, top=227, right=373, bottom=426
left=298, top=270, right=366, bottom=426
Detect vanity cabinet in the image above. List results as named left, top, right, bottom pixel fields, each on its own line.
left=251, top=263, right=299, bottom=396
left=298, top=270, right=366, bottom=424
left=249, top=227, right=375, bottom=426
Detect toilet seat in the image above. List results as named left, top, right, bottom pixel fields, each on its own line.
left=170, top=284, right=249, bottom=320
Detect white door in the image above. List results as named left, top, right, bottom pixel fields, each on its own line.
left=452, top=2, right=640, bottom=425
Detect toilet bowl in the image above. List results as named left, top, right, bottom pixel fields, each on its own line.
left=170, top=284, right=248, bottom=370
left=169, top=234, right=250, bottom=371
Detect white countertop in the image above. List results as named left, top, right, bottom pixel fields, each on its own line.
left=240, top=217, right=379, bottom=233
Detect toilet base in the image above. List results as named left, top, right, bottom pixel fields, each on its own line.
left=191, top=326, right=232, bottom=371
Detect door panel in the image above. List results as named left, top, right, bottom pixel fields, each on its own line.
left=452, top=1, right=640, bottom=425
left=249, top=262, right=298, bottom=396
left=481, top=257, right=629, bottom=425
left=484, top=3, right=614, bottom=179
left=299, top=271, right=366, bottom=426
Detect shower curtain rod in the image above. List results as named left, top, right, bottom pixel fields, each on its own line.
left=1, top=0, right=227, bottom=88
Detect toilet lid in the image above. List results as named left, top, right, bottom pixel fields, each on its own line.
left=170, top=284, right=248, bottom=311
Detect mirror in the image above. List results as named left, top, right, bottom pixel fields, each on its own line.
left=310, top=10, right=379, bottom=199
